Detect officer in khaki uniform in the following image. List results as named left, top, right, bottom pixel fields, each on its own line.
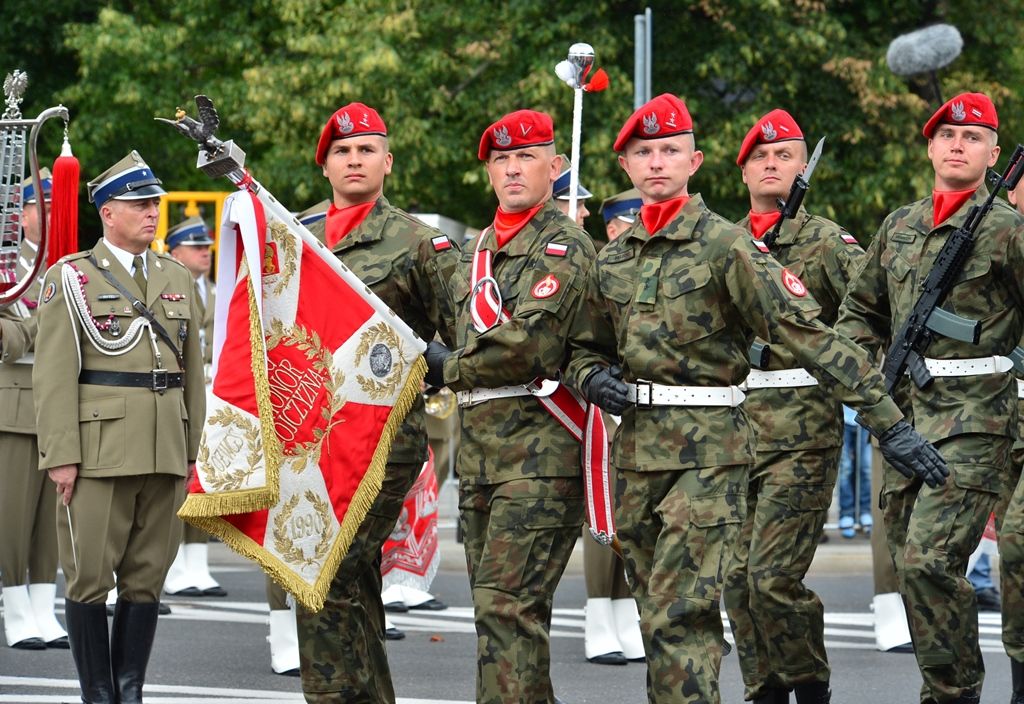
left=581, top=188, right=646, bottom=667
left=835, top=93, right=1024, bottom=704
left=0, top=169, right=69, bottom=651
left=161, top=215, right=226, bottom=598
left=33, top=151, right=205, bottom=704
left=565, top=93, right=947, bottom=704
left=296, top=103, right=460, bottom=703
left=423, top=109, right=598, bottom=704
left=723, top=109, right=866, bottom=704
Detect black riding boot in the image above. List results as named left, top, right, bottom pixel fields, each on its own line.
left=754, top=689, right=790, bottom=704
left=1011, top=657, right=1024, bottom=704
left=110, top=600, right=160, bottom=704
left=793, top=681, right=831, bottom=704
left=64, top=599, right=115, bottom=704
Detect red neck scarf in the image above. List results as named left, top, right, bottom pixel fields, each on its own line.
left=748, top=210, right=782, bottom=239
left=932, top=188, right=976, bottom=228
left=326, top=200, right=376, bottom=248
left=640, top=196, right=689, bottom=235
left=493, top=204, right=543, bottom=249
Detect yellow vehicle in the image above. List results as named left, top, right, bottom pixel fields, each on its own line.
left=153, top=191, right=231, bottom=258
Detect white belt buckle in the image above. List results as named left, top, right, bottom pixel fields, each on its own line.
left=634, top=379, right=653, bottom=407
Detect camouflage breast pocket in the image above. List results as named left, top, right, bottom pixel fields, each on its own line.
left=948, top=256, right=1006, bottom=321
left=658, top=262, right=725, bottom=345
left=881, top=246, right=914, bottom=313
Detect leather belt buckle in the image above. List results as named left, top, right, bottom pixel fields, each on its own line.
left=634, top=379, right=653, bottom=408
left=151, top=369, right=169, bottom=391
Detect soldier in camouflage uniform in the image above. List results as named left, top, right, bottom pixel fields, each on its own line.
left=990, top=162, right=1024, bottom=703
left=565, top=93, right=947, bottom=704
left=835, top=92, right=1024, bottom=704
left=295, top=102, right=460, bottom=704
left=0, top=169, right=69, bottom=651
left=722, top=109, right=866, bottom=704
left=423, top=109, right=597, bottom=704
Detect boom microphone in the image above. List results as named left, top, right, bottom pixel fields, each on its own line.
left=886, top=24, right=963, bottom=77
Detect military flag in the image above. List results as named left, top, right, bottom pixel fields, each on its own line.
left=178, top=188, right=426, bottom=612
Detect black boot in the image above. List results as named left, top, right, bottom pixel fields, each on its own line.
left=1012, top=658, right=1024, bottom=704
left=793, top=681, right=830, bottom=703
left=64, top=600, right=115, bottom=704
left=754, top=689, right=790, bottom=704
left=110, top=600, right=159, bottom=704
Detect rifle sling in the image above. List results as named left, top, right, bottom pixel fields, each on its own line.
left=88, top=254, right=186, bottom=370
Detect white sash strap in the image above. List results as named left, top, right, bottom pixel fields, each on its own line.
left=741, top=368, right=818, bottom=390
left=921, top=356, right=1012, bottom=377
left=456, top=379, right=560, bottom=408
left=626, top=380, right=746, bottom=408
left=1017, top=378, right=1024, bottom=399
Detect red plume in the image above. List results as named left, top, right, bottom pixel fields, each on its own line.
left=583, top=68, right=610, bottom=93
left=48, top=138, right=79, bottom=268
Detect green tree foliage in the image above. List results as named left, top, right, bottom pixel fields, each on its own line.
left=7, top=0, right=1024, bottom=240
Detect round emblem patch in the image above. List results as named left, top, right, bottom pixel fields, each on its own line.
left=42, top=281, right=56, bottom=303
left=781, top=268, right=807, bottom=297
left=369, top=343, right=393, bottom=378
left=531, top=274, right=560, bottom=299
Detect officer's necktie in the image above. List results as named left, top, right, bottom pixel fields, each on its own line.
left=132, top=255, right=147, bottom=297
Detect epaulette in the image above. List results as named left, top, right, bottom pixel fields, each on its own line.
left=59, top=251, right=90, bottom=264
left=156, top=251, right=190, bottom=273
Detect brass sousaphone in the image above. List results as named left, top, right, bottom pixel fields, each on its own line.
left=0, top=70, right=70, bottom=307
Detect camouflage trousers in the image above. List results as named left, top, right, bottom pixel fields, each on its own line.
left=459, top=477, right=584, bottom=704
left=296, top=461, right=420, bottom=704
left=882, top=433, right=1010, bottom=703
left=615, top=464, right=747, bottom=704
left=1000, top=456, right=1024, bottom=663
left=723, top=447, right=840, bottom=699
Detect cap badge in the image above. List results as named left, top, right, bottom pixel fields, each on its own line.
left=950, top=101, right=966, bottom=122
left=761, top=121, right=778, bottom=141
left=971, top=107, right=983, bottom=118
left=666, top=111, right=677, bottom=129
left=359, top=111, right=371, bottom=128
left=520, top=123, right=533, bottom=136
left=642, top=112, right=660, bottom=135
left=338, top=112, right=354, bottom=134
left=494, top=125, right=512, bottom=147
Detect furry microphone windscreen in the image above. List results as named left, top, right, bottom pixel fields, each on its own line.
left=887, top=24, right=963, bottom=77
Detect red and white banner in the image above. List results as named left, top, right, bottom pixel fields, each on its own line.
left=381, top=451, right=440, bottom=593
left=178, top=189, right=426, bottom=612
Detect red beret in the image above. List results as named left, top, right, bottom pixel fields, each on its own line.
left=315, top=102, right=388, bottom=165
left=922, top=92, right=998, bottom=139
left=478, top=110, right=555, bottom=161
left=735, top=109, right=805, bottom=166
left=613, top=93, right=693, bottom=152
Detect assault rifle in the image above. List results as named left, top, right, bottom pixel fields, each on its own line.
left=881, top=144, right=1024, bottom=393
left=763, top=136, right=825, bottom=249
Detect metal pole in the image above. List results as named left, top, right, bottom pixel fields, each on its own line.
left=634, top=14, right=645, bottom=110
left=645, top=7, right=653, bottom=102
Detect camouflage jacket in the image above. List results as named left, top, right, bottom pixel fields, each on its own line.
left=442, top=200, right=597, bottom=485
left=836, top=186, right=1024, bottom=443
left=737, top=209, right=866, bottom=450
left=309, top=196, right=460, bottom=464
left=0, top=240, right=43, bottom=434
left=566, top=193, right=903, bottom=472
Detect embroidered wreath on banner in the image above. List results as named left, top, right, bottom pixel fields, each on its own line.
left=353, top=322, right=404, bottom=400
left=266, top=319, right=346, bottom=471
left=197, top=407, right=263, bottom=491
left=273, top=490, right=334, bottom=569
left=267, top=221, right=298, bottom=296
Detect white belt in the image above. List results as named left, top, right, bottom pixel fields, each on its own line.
left=456, top=379, right=559, bottom=408
left=920, top=356, right=1013, bottom=377
left=741, top=368, right=817, bottom=390
left=626, top=380, right=745, bottom=407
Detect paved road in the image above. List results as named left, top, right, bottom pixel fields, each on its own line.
left=0, top=526, right=1012, bottom=703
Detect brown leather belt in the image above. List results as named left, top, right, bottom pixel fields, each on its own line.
left=79, top=369, right=184, bottom=391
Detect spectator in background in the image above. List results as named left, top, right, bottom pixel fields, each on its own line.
left=839, top=405, right=873, bottom=539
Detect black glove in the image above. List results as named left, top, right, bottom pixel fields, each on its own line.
left=878, top=419, right=949, bottom=488
left=581, top=365, right=630, bottom=415
left=424, top=341, right=451, bottom=388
